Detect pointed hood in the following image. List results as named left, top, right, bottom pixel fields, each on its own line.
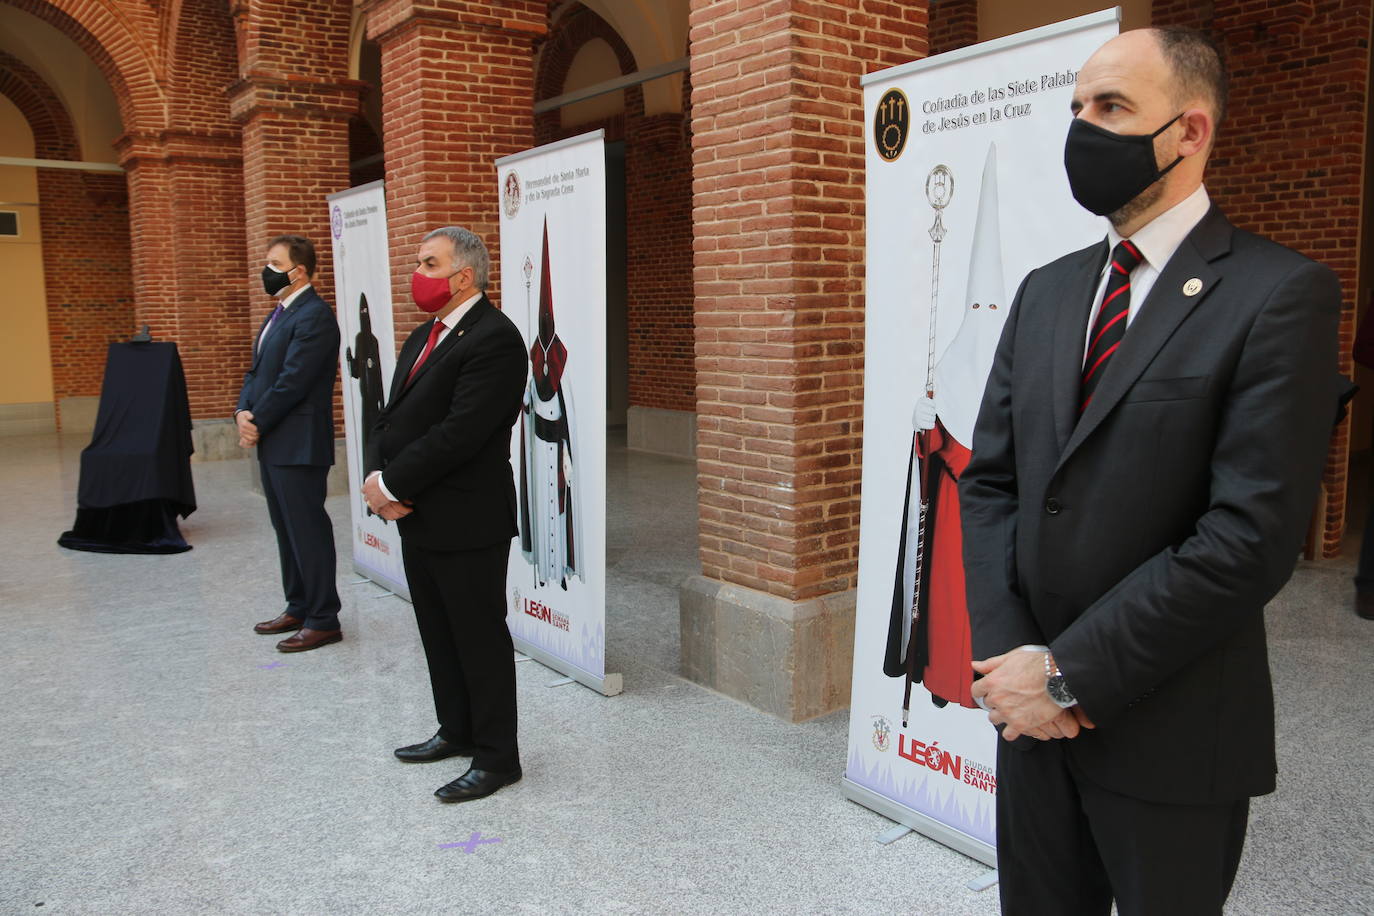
left=933, top=142, right=1008, bottom=448
left=530, top=217, right=568, bottom=400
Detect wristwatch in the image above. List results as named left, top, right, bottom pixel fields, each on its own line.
left=1044, top=652, right=1076, bottom=708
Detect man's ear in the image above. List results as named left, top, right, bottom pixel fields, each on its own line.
left=1177, top=107, right=1213, bottom=157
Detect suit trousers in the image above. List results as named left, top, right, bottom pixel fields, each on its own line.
left=259, top=461, right=340, bottom=630
left=401, top=538, right=520, bottom=773
left=996, top=736, right=1249, bottom=916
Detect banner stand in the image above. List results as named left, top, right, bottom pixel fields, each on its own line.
left=512, top=636, right=623, bottom=697
left=841, top=777, right=996, bottom=867
left=841, top=9, right=1119, bottom=874
left=497, top=131, right=617, bottom=703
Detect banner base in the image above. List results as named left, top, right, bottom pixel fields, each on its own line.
left=350, top=562, right=409, bottom=602
left=840, top=776, right=996, bottom=868
left=512, top=635, right=623, bottom=697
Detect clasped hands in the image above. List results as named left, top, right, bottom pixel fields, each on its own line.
left=970, top=648, right=1095, bottom=742
left=235, top=410, right=259, bottom=448
left=362, top=472, right=413, bottom=520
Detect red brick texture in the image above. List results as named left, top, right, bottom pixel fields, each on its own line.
left=0, top=49, right=134, bottom=429
left=364, top=0, right=547, bottom=350
left=689, top=0, right=928, bottom=601
left=929, top=0, right=979, bottom=56
left=1152, top=1, right=1371, bottom=558
left=534, top=4, right=696, bottom=414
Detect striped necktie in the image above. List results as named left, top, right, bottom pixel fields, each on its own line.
left=1081, top=239, right=1143, bottom=412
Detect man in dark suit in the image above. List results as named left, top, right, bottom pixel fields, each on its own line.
left=960, top=29, right=1343, bottom=914
left=237, top=235, right=344, bottom=653
left=362, top=226, right=528, bottom=803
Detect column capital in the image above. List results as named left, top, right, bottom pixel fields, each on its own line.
left=361, top=0, right=547, bottom=46
left=226, top=73, right=366, bottom=124
left=115, top=130, right=243, bottom=169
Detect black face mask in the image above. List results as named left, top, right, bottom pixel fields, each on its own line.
left=1063, top=114, right=1184, bottom=216
left=262, top=264, right=293, bottom=296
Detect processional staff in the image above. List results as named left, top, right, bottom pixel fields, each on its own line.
left=902, top=164, right=954, bottom=728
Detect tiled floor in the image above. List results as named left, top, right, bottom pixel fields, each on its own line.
left=1, top=431, right=1369, bottom=914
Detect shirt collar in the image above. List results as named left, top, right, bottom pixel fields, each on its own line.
left=439, top=292, right=483, bottom=330
left=1106, top=184, right=1211, bottom=273
left=278, top=283, right=313, bottom=310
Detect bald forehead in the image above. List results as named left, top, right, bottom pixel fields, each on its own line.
left=1072, top=30, right=1173, bottom=109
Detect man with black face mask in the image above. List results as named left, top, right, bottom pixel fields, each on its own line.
left=237, top=235, right=344, bottom=652
left=959, top=29, right=1345, bottom=915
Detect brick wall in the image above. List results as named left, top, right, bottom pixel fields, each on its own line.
left=536, top=4, right=696, bottom=414
left=690, top=0, right=927, bottom=600
left=930, top=0, right=979, bottom=55
left=1152, top=0, right=1371, bottom=557
left=39, top=171, right=135, bottom=423
left=626, top=108, right=695, bottom=413
left=366, top=0, right=547, bottom=351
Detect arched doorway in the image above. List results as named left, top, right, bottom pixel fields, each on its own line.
left=0, top=3, right=131, bottom=435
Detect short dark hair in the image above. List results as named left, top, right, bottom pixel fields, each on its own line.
left=1155, top=28, right=1228, bottom=125
left=268, top=234, right=317, bottom=277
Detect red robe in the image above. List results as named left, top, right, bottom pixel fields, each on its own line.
left=915, top=422, right=975, bottom=708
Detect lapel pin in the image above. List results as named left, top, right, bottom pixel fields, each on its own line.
left=457, top=329, right=465, bottom=338
left=1183, top=278, right=1203, bottom=296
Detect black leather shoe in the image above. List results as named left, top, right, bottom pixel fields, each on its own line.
left=394, top=733, right=475, bottom=763
left=434, top=767, right=522, bottom=803
left=1358, top=590, right=1374, bottom=620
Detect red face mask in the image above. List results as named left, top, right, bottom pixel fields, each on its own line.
left=411, top=271, right=454, bottom=313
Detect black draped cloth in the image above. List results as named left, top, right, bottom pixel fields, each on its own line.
left=58, top=341, right=197, bottom=554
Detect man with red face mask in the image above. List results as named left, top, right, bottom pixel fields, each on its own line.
left=362, top=226, right=529, bottom=803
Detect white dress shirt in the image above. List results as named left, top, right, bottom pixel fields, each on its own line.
left=1083, top=184, right=1211, bottom=361
left=371, top=292, right=483, bottom=503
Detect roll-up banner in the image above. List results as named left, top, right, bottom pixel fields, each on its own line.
left=843, top=10, right=1119, bottom=865
left=496, top=130, right=620, bottom=697
left=328, top=180, right=408, bottom=599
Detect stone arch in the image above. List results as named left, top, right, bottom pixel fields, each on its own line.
left=2, top=0, right=167, bottom=136
left=0, top=48, right=80, bottom=160
left=535, top=2, right=643, bottom=143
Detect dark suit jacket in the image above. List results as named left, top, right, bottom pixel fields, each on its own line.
left=366, top=296, right=529, bottom=552
left=960, top=205, right=1343, bottom=805
left=236, top=287, right=340, bottom=467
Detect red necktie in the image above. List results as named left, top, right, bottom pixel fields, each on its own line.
left=1081, top=239, right=1143, bottom=412
left=404, top=319, right=445, bottom=387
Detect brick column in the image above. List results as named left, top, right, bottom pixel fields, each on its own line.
left=1152, top=0, right=1371, bottom=558
left=118, top=132, right=248, bottom=422
left=682, top=0, right=927, bottom=721
left=364, top=0, right=546, bottom=346
left=229, top=0, right=359, bottom=317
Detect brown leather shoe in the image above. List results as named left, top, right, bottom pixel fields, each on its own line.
left=276, top=627, right=343, bottom=653
left=254, top=612, right=303, bottom=635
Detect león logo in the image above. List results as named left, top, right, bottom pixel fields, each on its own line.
left=874, top=88, right=910, bottom=162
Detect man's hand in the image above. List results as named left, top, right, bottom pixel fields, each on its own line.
left=972, top=648, right=1074, bottom=741
left=363, top=472, right=412, bottom=520
left=236, top=410, right=259, bottom=448
left=375, top=500, right=412, bottom=520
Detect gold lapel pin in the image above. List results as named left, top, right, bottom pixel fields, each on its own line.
left=1183, top=278, right=1203, bottom=296
left=457, top=330, right=465, bottom=337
